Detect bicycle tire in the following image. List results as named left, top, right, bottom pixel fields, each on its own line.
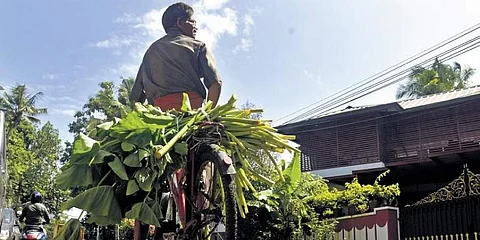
left=191, top=146, right=237, bottom=240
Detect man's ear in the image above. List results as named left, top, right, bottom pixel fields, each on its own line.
left=176, top=17, right=183, bottom=28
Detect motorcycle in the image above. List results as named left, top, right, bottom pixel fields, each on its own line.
left=20, top=225, right=46, bottom=240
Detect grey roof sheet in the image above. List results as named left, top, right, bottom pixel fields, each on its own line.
left=311, top=85, right=480, bottom=120
left=397, top=85, right=480, bottom=109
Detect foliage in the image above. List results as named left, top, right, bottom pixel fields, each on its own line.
left=68, top=79, right=133, bottom=137
left=0, top=84, right=47, bottom=138
left=53, top=219, right=83, bottom=240
left=396, top=59, right=476, bottom=99
left=56, top=94, right=298, bottom=234
left=370, top=170, right=401, bottom=205
left=65, top=79, right=133, bottom=199
left=240, top=156, right=400, bottom=239
left=6, top=121, right=70, bottom=215
left=117, top=78, right=135, bottom=107
left=248, top=155, right=338, bottom=239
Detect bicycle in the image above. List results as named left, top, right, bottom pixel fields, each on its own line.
left=139, top=121, right=238, bottom=240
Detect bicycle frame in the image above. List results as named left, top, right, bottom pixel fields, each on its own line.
left=134, top=122, right=236, bottom=240
left=170, top=147, right=235, bottom=232
left=167, top=149, right=194, bottom=229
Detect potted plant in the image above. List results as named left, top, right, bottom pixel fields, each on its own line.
left=369, top=170, right=400, bottom=210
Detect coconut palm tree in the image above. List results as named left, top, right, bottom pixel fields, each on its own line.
left=396, top=59, right=476, bottom=99
left=0, top=84, right=47, bottom=137
left=117, top=77, right=135, bottom=106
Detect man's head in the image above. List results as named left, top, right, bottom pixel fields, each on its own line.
left=30, top=191, right=43, bottom=204
left=162, top=2, right=197, bottom=38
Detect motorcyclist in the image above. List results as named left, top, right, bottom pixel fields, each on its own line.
left=18, top=191, right=50, bottom=236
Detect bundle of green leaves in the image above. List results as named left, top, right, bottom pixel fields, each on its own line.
left=54, top=94, right=299, bottom=239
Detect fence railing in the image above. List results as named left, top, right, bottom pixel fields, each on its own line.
left=401, top=196, right=480, bottom=238
left=403, top=232, right=480, bottom=240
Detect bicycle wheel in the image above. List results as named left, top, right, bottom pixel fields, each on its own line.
left=190, top=146, right=237, bottom=240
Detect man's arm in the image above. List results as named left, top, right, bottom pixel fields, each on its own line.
left=199, top=44, right=222, bottom=107
left=207, top=81, right=222, bottom=107
left=19, top=207, right=26, bottom=223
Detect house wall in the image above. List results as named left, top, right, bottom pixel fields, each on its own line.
left=293, top=99, right=480, bottom=173
left=296, top=114, right=381, bottom=171
left=385, top=101, right=480, bottom=166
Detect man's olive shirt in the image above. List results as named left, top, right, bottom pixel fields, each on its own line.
left=130, top=29, right=221, bottom=104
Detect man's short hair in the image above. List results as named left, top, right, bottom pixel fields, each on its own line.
left=162, top=2, right=194, bottom=33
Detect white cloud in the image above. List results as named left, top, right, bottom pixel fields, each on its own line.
left=194, top=7, right=238, bottom=49
left=107, top=64, right=139, bottom=79
left=243, top=14, right=254, bottom=36
left=51, top=109, right=76, bottom=116
left=91, top=35, right=135, bottom=49
left=113, top=13, right=141, bottom=24
left=42, top=74, right=58, bottom=80
left=233, top=13, right=256, bottom=53
left=234, top=38, right=252, bottom=52
left=43, top=96, right=78, bottom=104
left=199, top=0, right=230, bottom=11
left=135, top=8, right=167, bottom=39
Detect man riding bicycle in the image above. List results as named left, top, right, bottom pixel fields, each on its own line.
left=129, top=2, right=223, bottom=111
left=129, top=2, right=224, bottom=239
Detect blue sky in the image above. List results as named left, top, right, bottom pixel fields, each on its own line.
left=1, top=0, right=480, bottom=141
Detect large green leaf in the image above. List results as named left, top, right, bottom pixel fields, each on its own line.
left=147, top=199, right=164, bottom=221
left=135, top=168, right=155, bottom=192
left=111, top=111, right=148, bottom=133
left=53, top=219, right=82, bottom=240
left=282, top=152, right=301, bottom=193
left=97, top=121, right=114, bottom=130
left=142, top=112, right=174, bottom=125
left=125, top=202, right=160, bottom=227
left=112, top=110, right=172, bottom=134
left=152, top=201, right=163, bottom=221
left=138, top=149, right=150, bottom=160
left=121, top=142, right=135, bottom=152
left=124, top=128, right=152, bottom=147
left=90, top=150, right=113, bottom=165
left=56, top=164, right=93, bottom=189
left=174, top=142, right=188, bottom=155
left=62, top=186, right=122, bottom=225
left=71, top=133, right=101, bottom=165
left=124, top=151, right=141, bottom=167
left=126, top=180, right=140, bottom=195
left=108, top=156, right=129, bottom=180
left=256, top=190, right=273, bottom=201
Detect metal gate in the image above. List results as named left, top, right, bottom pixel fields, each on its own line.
left=400, top=165, right=480, bottom=239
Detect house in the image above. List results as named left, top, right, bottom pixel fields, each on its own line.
left=277, top=85, right=480, bottom=206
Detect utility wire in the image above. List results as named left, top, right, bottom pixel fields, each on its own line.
left=306, top=36, right=480, bottom=119
left=282, top=32, right=480, bottom=124
left=276, top=23, right=480, bottom=125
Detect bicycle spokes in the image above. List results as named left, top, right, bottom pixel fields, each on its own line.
left=192, top=162, right=226, bottom=237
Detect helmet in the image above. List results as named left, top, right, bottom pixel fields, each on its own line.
left=30, top=191, right=43, bottom=203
